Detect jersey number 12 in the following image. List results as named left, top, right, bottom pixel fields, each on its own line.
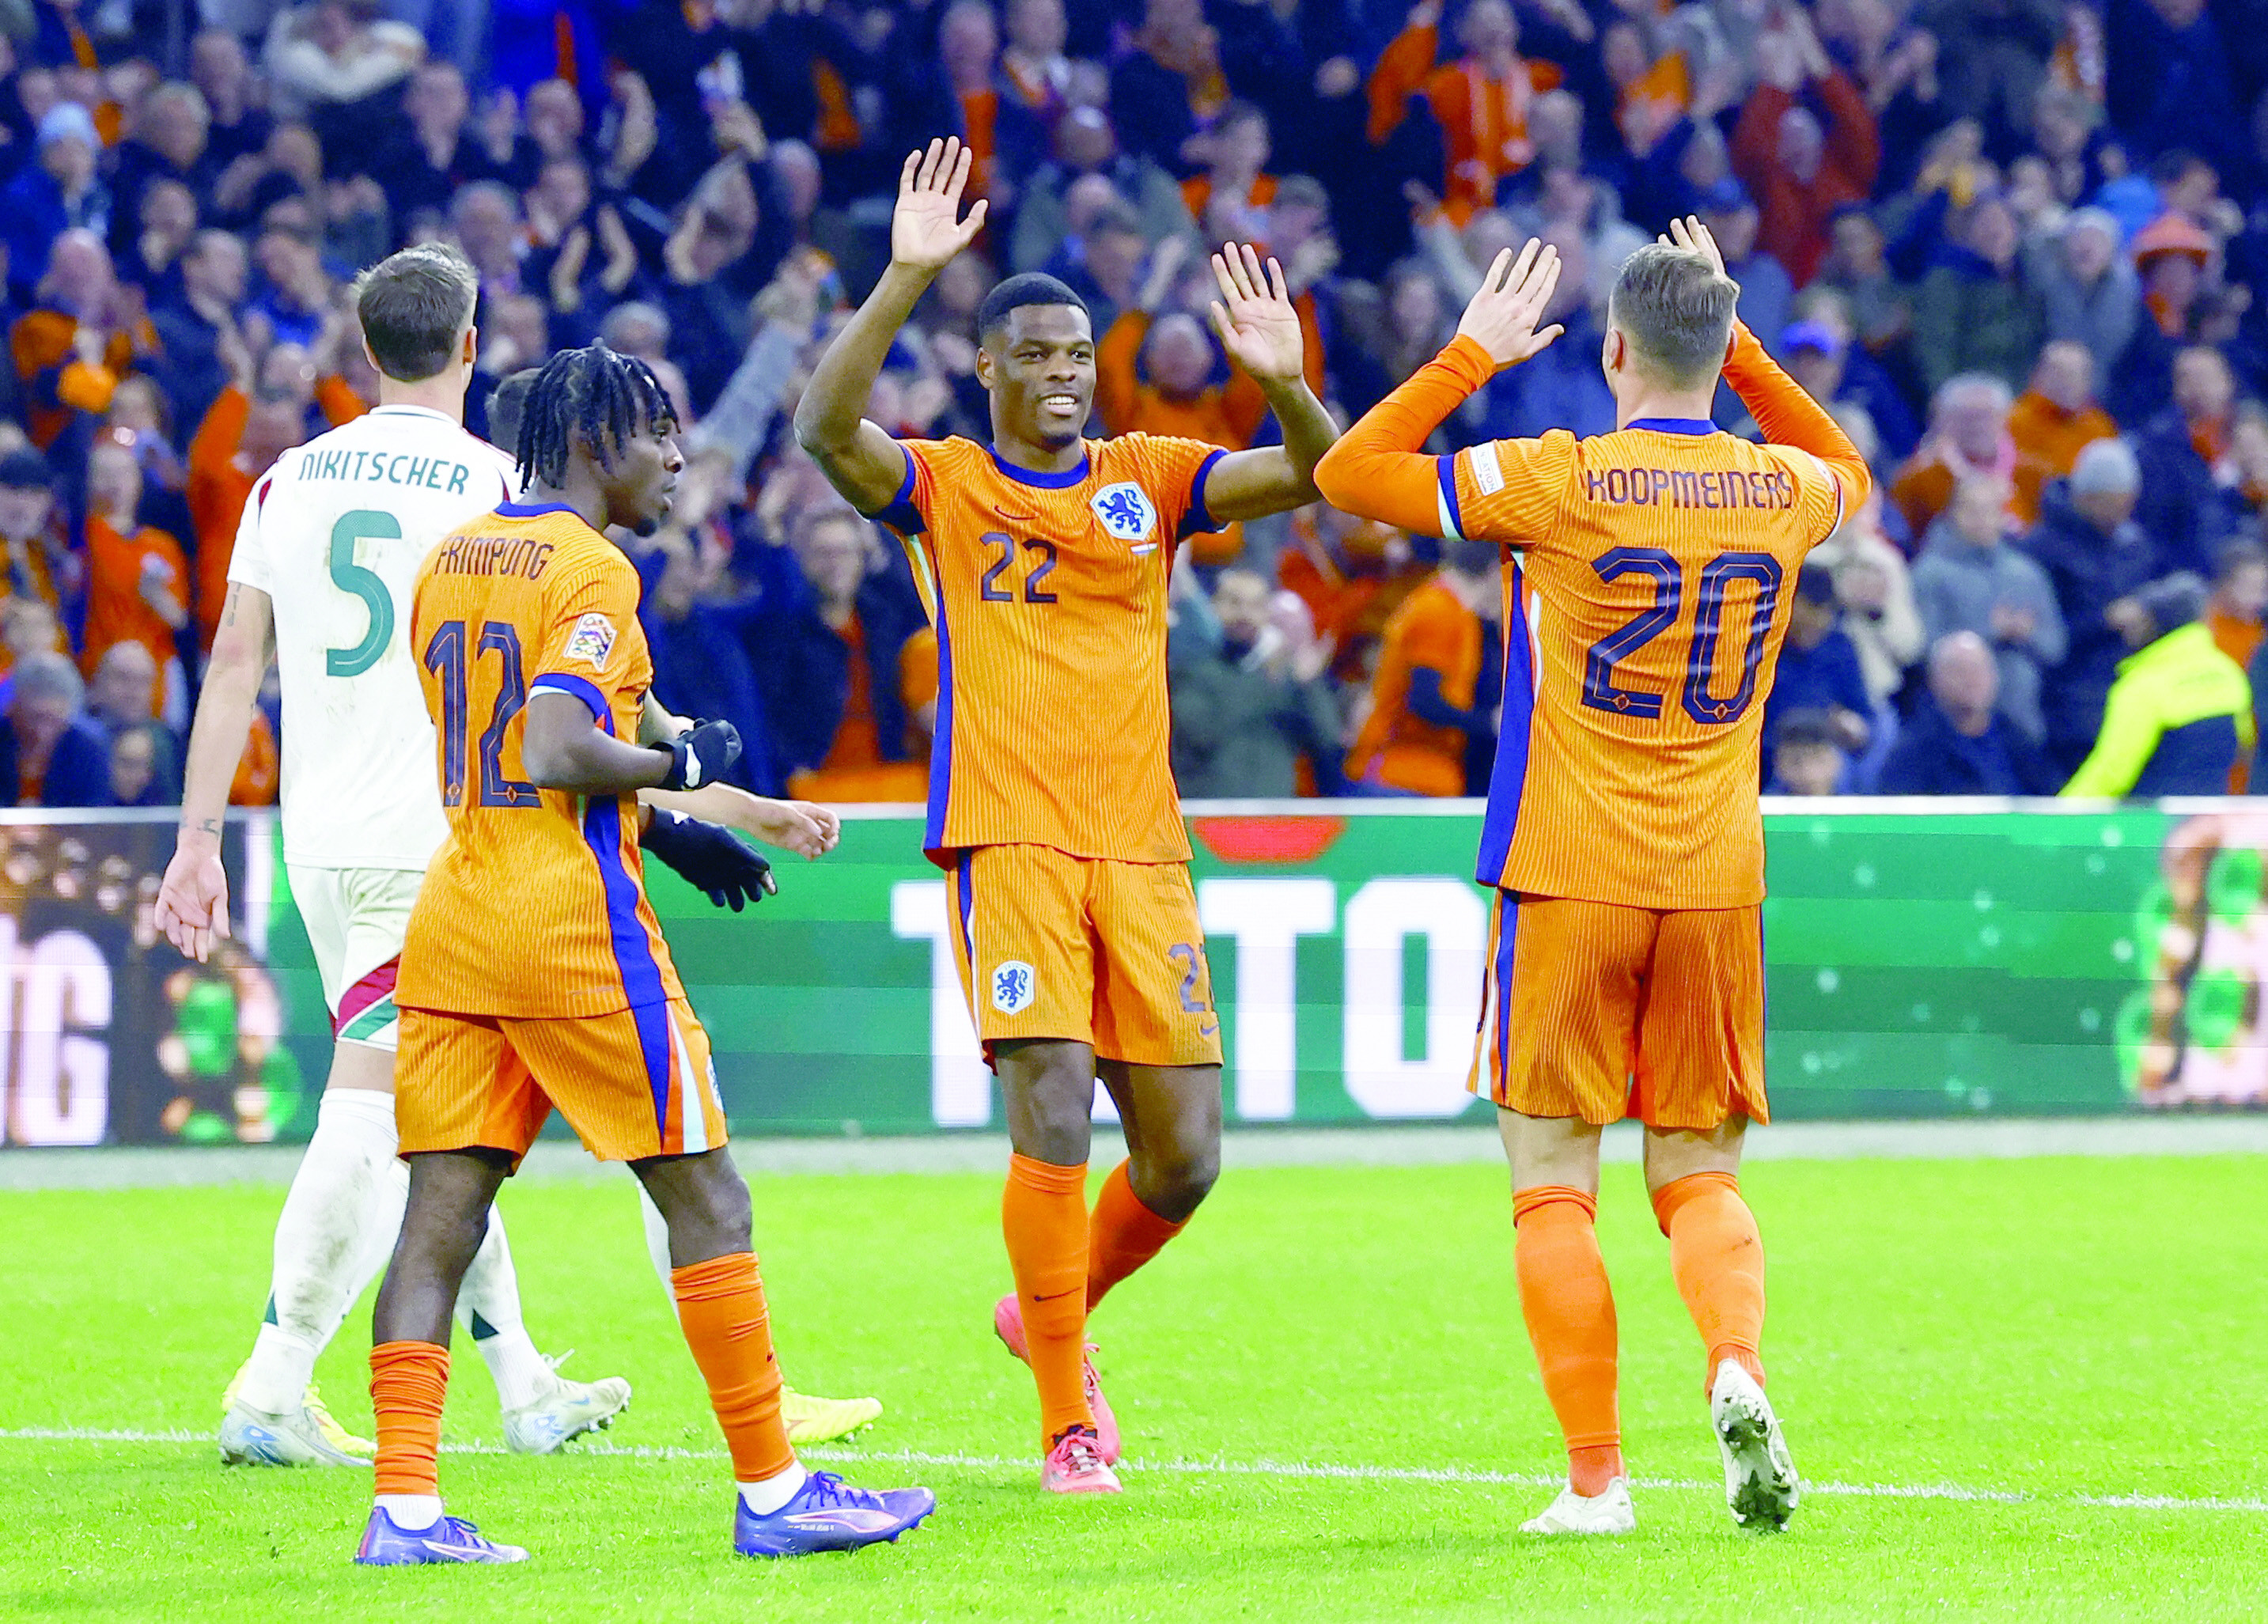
left=422, top=619, right=543, bottom=808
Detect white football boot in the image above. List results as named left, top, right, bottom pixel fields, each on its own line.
left=1520, top=1476, right=1636, bottom=1535
left=502, top=1353, right=633, bottom=1455
left=1710, top=1358, right=1800, bottom=1530
left=221, top=1399, right=367, bottom=1467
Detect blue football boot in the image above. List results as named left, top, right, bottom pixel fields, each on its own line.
left=354, top=1506, right=530, bottom=1565
left=732, top=1471, right=936, bottom=1558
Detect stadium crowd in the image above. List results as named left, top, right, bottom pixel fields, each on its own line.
left=4, top=0, right=2268, bottom=808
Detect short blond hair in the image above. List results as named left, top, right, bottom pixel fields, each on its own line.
left=1607, top=243, right=1738, bottom=388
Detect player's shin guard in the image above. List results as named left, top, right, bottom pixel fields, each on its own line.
left=1652, top=1172, right=1766, bottom=1394
left=1003, top=1153, right=1093, bottom=1443
left=240, top=1088, right=402, bottom=1415
left=1086, top=1160, right=1186, bottom=1310
left=456, top=1207, right=551, bottom=1411
left=369, top=1341, right=450, bottom=1497
left=671, top=1253, right=796, bottom=1483
left=1513, top=1186, right=1623, bottom=1496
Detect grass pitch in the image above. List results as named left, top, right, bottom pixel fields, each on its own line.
left=2, top=1153, right=2262, bottom=1622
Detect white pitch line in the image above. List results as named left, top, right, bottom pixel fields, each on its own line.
left=2, top=1427, right=2258, bottom=1514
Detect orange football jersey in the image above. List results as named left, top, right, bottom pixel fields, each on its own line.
left=1444, top=410, right=1861, bottom=909
left=873, top=433, right=1223, bottom=864
left=397, top=500, right=687, bottom=1018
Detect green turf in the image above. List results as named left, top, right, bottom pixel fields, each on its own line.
left=2, top=1155, right=2262, bottom=1621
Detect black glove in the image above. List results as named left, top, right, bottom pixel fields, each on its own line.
left=656, top=717, right=742, bottom=790
left=642, top=809, right=775, bottom=910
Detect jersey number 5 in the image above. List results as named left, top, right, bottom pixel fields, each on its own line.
left=422, top=619, right=543, bottom=808
left=325, top=510, right=399, bottom=676
left=1581, top=547, right=1783, bottom=727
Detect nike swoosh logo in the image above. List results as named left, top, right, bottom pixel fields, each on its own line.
left=1034, top=1287, right=1081, bottom=1302
left=1198, top=1021, right=1220, bottom=1038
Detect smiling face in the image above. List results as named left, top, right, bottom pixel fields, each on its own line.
left=978, top=302, right=1096, bottom=451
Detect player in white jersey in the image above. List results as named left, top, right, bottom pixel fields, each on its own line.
left=156, top=246, right=635, bottom=1467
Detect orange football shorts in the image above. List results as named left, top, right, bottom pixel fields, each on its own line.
left=945, top=843, right=1222, bottom=1069
left=395, top=996, right=728, bottom=1163
left=1471, top=891, right=1769, bottom=1130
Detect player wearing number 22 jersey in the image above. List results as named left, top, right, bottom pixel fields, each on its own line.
left=797, top=136, right=1340, bottom=1493
left=1317, top=229, right=1865, bottom=1538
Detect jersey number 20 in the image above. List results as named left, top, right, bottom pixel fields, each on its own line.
left=1581, top=547, right=1782, bottom=727
left=422, top=619, right=542, bottom=808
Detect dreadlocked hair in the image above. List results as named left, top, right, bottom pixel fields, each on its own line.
left=515, top=342, right=679, bottom=491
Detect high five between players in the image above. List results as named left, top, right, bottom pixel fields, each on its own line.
left=797, top=136, right=1338, bottom=1493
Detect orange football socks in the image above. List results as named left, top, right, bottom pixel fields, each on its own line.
left=1086, top=1159, right=1186, bottom=1309
left=1513, top=1186, right=1624, bottom=1496
left=672, top=1251, right=796, bottom=1483
left=369, top=1339, right=449, bottom=1497
left=1652, top=1171, right=1767, bottom=1392
left=1003, top=1153, right=1094, bottom=1443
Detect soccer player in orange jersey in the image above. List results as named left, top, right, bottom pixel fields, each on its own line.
left=795, top=138, right=1338, bottom=1494
left=1316, top=221, right=1870, bottom=1535
left=356, top=345, right=934, bottom=1565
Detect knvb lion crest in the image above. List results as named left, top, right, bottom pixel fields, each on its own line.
left=991, top=960, right=1037, bottom=1016
left=1091, top=482, right=1157, bottom=543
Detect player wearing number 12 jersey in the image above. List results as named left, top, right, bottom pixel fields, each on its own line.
left=1316, top=224, right=1869, bottom=1536
left=155, top=245, right=632, bottom=1469
left=796, top=138, right=1338, bottom=1493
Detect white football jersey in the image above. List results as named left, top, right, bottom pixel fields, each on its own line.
left=227, top=403, right=519, bottom=869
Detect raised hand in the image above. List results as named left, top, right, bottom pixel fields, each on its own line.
left=892, top=137, right=988, bottom=275
left=1453, top=238, right=1566, bottom=369
left=1664, top=214, right=1732, bottom=282
left=1207, top=243, right=1306, bottom=383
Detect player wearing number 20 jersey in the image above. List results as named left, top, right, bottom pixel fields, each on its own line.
left=1320, top=315, right=1868, bottom=1131
left=1318, top=233, right=1854, bottom=1538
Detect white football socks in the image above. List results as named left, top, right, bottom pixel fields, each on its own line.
left=738, top=1463, right=809, bottom=1515
left=457, top=1208, right=551, bottom=1411
left=377, top=1493, right=444, bottom=1531
left=237, top=1088, right=399, bottom=1416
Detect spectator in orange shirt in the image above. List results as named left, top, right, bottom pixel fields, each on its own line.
left=80, top=436, right=189, bottom=727
left=1891, top=372, right=2016, bottom=547
left=1098, top=234, right=1316, bottom=563
left=1343, top=538, right=1503, bottom=796
left=759, top=507, right=938, bottom=805
left=2207, top=537, right=2268, bottom=675
left=2007, top=340, right=2115, bottom=524
left=1180, top=100, right=1277, bottom=236
left=1729, top=11, right=1880, bottom=287
left=0, top=448, right=73, bottom=611
left=10, top=229, right=157, bottom=457
left=184, top=348, right=309, bottom=651
left=1276, top=499, right=1430, bottom=684
left=1368, top=0, right=1565, bottom=225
